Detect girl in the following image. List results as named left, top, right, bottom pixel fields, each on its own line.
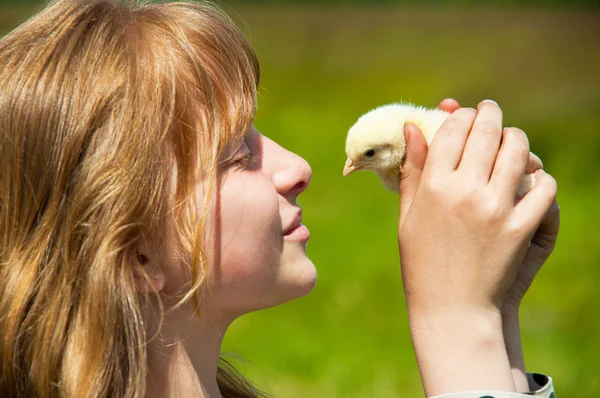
left=0, top=0, right=559, bottom=397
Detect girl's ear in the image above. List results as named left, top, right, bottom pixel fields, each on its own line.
left=134, top=251, right=166, bottom=294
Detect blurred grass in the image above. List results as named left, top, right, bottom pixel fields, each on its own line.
left=2, top=2, right=600, bottom=396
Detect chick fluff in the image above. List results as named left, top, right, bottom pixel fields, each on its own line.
left=343, top=103, right=535, bottom=196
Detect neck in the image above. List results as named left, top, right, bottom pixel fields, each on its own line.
left=145, top=299, right=234, bottom=398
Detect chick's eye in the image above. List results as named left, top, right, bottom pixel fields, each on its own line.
left=364, top=149, right=376, bottom=157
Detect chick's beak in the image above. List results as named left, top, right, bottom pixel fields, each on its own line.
left=343, top=157, right=362, bottom=177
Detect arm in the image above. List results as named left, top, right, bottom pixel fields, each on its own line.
left=397, top=100, right=557, bottom=396
left=436, top=100, right=560, bottom=395
left=502, top=309, right=528, bottom=391
left=502, top=198, right=560, bottom=392
left=409, top=308, right=515, bottom=394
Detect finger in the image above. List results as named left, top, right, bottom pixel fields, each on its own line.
left=438, top=98, right=461, bottom=113
left=526, top=152, right=543, bottom=174
left=426, top=107, right=477, bottom=173
left=458, top=100, right=503, bottom=182
left=399, top=123, right=428, bottom=227
left=516, top=153, right=543, bottom=197
left=514, top=169, right=557, bottom=232
left=522, top=200, right=560, bottom=266
left=489, top=127, right=530, bottom=200
left=531, top=199, right=560, bottom=249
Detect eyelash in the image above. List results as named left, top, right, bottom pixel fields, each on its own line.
left=233, top=151, right=258, bottom=168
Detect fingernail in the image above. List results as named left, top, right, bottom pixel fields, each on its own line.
left=482, top=99, right=498, bottom=106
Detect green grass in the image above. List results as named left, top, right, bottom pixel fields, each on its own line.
left=2, top=2, right=600, bottom=396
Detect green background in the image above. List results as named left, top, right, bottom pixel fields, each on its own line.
left=2, top=1, right=599, bottom=396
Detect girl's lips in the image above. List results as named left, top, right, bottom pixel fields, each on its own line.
left=283, top=224, right=310, bottom=241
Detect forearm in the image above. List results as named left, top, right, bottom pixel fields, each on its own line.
left=408, top=307, right=517, bottom=396
left=502, top=307, right=529, bottom=392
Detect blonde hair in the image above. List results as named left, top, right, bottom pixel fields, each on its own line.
left=0, top=0, right=262, bottom=396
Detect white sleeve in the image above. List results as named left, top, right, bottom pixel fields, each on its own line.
left=430, top=373, right=555, bottom=398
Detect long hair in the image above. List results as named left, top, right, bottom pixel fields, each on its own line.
left=0, top=0, right=261, bottom=396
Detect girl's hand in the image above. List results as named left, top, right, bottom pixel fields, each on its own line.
left=437, top=98, right=560, bottom=313
left=501, top=188, right=559, bottom=391
left=502, top=198, right=560, bottom=312
left=439, top=99, right=560, bottom=393
left=398, top=99, right=557, bottom=395
left=400, top=100, right=556, bottom=314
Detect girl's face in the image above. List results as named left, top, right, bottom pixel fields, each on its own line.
left=202, top=125, right=316, bottom=316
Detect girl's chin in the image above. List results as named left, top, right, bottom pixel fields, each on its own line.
left=282, top=257, right=318, bottom=298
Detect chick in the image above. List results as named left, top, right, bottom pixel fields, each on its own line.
left=343, top=103, right=535, bottom=196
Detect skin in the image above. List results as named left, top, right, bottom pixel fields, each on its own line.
left=142, top=126, right=316, bottom=397
left=400, top=99, right=559, bottom=395
left=203, top=126, right=317, bottom=315
left=140, top=99, right=559, bottom=397
left=429, top=100, right=559, bottom=392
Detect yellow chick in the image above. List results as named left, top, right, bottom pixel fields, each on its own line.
left=343, top=103, right=535, bottom=196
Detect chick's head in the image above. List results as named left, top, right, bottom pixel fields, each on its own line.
left=343, top=109, right=407, bottom=177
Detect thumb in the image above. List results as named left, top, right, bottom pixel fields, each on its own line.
left=399, top=122, right=428, bottom=228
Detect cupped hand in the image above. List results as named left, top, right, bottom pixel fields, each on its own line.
left=502, top=199, right=559, bottom=313
left=412, top=99, right=561, bottom=313
left=398, top=99, right=557, bottom=316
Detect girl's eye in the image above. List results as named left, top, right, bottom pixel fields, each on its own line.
left=233, top=151, right=258, bottom=169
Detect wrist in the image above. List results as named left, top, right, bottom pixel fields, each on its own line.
left=408, top=304, right=503, bottom=335
left=408, top=306, right=516, bottom=395
left=501, top=307, right=529, bottom=392
left=409, top=306, right=505, bottom=359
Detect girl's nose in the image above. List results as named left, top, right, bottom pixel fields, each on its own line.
left=272, top=153, right=312, bottom=198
